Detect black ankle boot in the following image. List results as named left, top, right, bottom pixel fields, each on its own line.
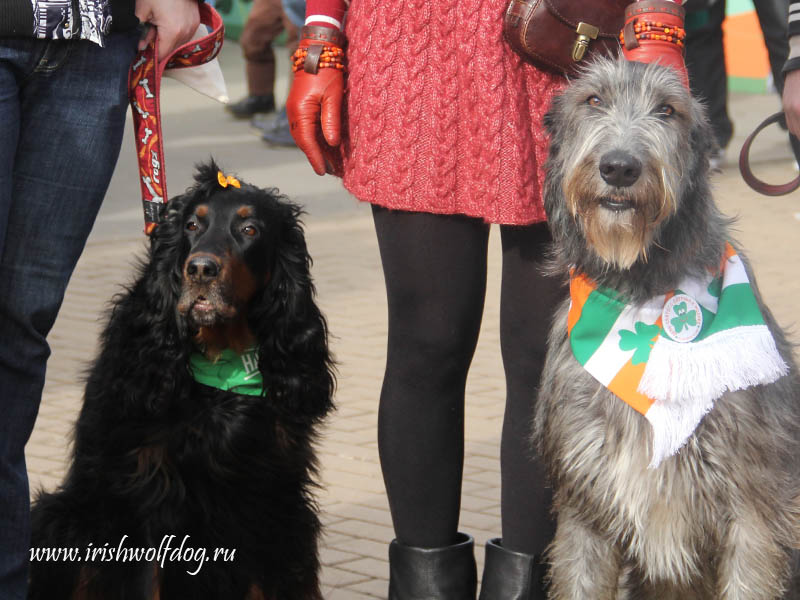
left=388, top=532, right=477, bottom=600
left=478, top=538, right=548, bottom=600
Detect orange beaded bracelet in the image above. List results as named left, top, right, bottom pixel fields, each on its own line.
left=292, top=46, right=345, bottom=74
left=619, top=20, right=686, bottom=48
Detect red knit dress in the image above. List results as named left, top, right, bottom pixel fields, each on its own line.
left=314, top=0, right=564, bottom=225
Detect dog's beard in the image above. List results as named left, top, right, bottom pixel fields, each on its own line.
left=564, top=158, right=676, bottom=270
left=177, top=284, right=238, bottom=328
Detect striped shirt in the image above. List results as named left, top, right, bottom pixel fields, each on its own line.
left=791, top=1, right=800, bottom=36
left=787, top=2, right=800, bottom=72
left=31, top=0, right=112, bottom=45
left=0, top=0, right=140, bottom=47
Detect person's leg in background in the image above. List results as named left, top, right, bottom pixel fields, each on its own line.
left=753, top=0, right=800, bottom=161
left=685, top=0, right=734, bottom=167
left=226, top=0, right=286, bottom=118
left=281, top=0, right=306, bottom=30
left=754, top=0, right=790, bottom=94
left=372, top=206, right=489, bottom=599
left=0, top=31, right=138, bottom=599
left=258, top=0, right=302, bottom=146
left=477, top=222, right=565, bottom=600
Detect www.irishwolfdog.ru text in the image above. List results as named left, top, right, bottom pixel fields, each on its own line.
left=30, top=534, right=234, bottom=575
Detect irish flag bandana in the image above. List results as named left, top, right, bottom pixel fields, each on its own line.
left=568, top=243, right=788, bottom=468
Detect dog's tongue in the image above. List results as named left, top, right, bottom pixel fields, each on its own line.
left=620, top=0, right=690, bottom=90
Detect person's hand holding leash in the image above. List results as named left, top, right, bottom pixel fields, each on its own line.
left=136, top=0, right=202, bottom=62
left=286, top=26, right=345, bottom=175
left=783, top=70, right=800, bottom=137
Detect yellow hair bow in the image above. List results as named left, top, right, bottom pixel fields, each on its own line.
left=217, top=171, right=241, bottom=189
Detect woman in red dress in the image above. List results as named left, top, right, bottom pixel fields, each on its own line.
left=287, top=1, right=564, bottom=597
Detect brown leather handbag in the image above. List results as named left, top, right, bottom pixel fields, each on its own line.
left=503, top=0, right=630, bottom=76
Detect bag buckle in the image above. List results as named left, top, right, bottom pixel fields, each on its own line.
left=572, top=22, right=599, bottom=62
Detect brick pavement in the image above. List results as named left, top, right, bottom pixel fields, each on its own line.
left=24, top=42, right=800, bottom=599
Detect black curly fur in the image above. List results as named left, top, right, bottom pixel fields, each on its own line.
left=28, top=161, right=335, bottom=600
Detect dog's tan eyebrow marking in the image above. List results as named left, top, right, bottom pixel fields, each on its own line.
left=236, top=206, right=253, bottom=218
left=195, top=205, right=209, bottom=218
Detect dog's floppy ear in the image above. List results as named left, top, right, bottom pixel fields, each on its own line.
left=83, top=194, right=195, bottom=416
left=543, top=97, right=562, bottom=137
left=687, top=97, right=717, bottom=175
left=249, top=200, right=335, bottom=423
left=147, top=194, right=190, bottom=311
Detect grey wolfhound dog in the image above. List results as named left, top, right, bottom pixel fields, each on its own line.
left=537, top=57, right=800, bottom=599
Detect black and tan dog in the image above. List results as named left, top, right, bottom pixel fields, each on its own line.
left=537, top=58, right=800, bottom=599
left=29, top=162, right=334, bottom=599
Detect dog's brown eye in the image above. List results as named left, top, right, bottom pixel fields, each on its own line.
left=657, top=104, right=675, bottom=117
left=185, top=221, right=198, bottom=232
left=587, top=95, right=603, bottom=107
left=242, top=225, right=258, bottom=237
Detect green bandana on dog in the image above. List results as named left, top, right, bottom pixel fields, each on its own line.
left=567, top=243, right=788, bottom=468
left=190, top=348, right=264, bottom=396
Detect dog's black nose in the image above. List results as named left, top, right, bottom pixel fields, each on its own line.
left=186, top=255, right=221, bottom=282
left=599, top=151, right=642, bottom=187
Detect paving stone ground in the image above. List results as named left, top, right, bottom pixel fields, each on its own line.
left=24, top=41, right=800, bottom=599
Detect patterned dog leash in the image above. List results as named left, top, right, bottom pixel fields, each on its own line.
left=738, top=111, right=800, bottom=196
left=129, top=3, right=225, bottom=234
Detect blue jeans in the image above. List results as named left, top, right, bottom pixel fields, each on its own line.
left=0, top=31, right=138, bottom=599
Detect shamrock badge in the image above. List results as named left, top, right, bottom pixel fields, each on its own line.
left=670, top=301, right=697, bottom=333
left=618, top=322, right=661, bottom=364
left=661, top=293, right=703, bottom=343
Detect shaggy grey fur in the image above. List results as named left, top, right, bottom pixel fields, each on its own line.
left=537, top=57, right=800, bottom=599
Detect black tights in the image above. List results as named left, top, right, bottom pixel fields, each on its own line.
left=372, top=206, right=565, bottom=555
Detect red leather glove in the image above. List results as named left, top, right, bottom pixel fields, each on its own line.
left=286, top=26, right=345, bottom=175
left=620, top=0, right=689, bottom=89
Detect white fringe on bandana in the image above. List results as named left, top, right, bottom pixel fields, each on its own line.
left=641, top=325, right=788, bottom=467
left=568, top=244, right=789, bottom=469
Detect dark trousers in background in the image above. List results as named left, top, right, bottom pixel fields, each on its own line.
left=685, top=0, right=789, bottom=149
left=239, top=0, right=299, bottom=97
